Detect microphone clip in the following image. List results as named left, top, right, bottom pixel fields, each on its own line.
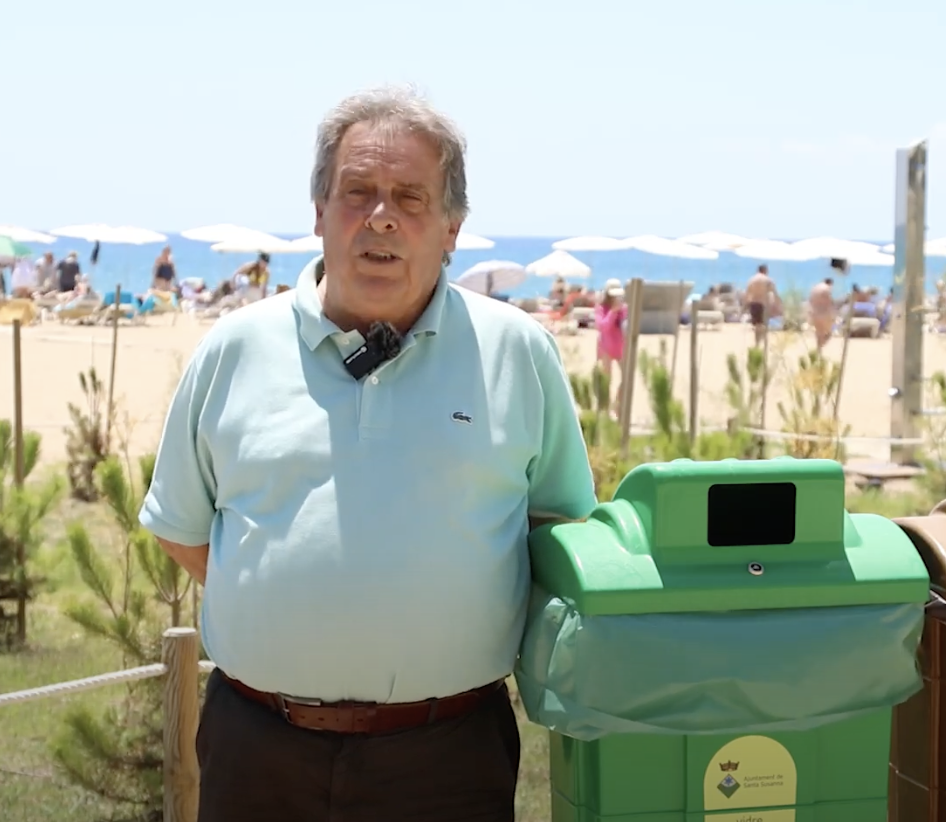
left=342, top=322, right=402, bottom=380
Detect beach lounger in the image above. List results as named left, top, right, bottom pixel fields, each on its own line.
left=97, top=290, right=144, bottom=325
left=0, top=298, right=39, bottom=326
left=140, top=291, right=181, bottom=324
left=193, top=293, right=245, bottom=321
left=55, top=296, right=102, bottom=324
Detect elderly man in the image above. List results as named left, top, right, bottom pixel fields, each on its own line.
left=139, top=86, right=596, bottom=822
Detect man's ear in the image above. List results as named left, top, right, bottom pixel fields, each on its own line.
left=444, top=220, right=461, bottom=254
left=314, top=202, right=324, bottom=238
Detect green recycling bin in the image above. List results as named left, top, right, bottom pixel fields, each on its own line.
left=515, top=457, right=929, bottom=822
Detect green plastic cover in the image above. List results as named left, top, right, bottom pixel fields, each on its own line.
left=514, top=587, right=925, bottom=740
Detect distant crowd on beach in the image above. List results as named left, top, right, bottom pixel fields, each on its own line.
left=0, top=244, right=295, bottom=324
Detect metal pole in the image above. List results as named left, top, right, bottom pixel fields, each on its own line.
left=890, top=140, right=928, bottom=466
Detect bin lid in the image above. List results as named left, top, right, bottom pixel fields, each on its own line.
left=528, top=457, right=930, bottom=616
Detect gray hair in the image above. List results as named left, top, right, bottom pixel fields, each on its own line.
left=310, top=86, right=469, bottom=263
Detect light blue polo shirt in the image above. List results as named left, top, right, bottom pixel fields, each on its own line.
left=139, top=257, right=596, bottom=703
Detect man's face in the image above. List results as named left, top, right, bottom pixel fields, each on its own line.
left=315, top=121, right=460, bottom=327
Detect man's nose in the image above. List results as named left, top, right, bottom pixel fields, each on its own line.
left=365, top=198, right=398, bottom=233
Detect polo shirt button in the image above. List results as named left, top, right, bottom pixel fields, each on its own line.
left=370, top=375, right=379, bottom=385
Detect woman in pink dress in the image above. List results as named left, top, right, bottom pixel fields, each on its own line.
left=594, top=281, right=628, bottom=414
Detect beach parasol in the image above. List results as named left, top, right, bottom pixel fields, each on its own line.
left=622, top=235, right=719, bottom=260
left=881, top=239, right=946, bottom=257
left=0, top=236, right=33, bottom=258
left=676, top=231, right=753, bottom=250
left=284, top=235, right=324, bottom=253
left=525, top=250, right=591, bottom=278
left=50, top=224, right=168, bottom=244
left=210, top=229, right=293, bottom=254
left=734, top=240, right=820, bottom=262
left=551, top=236, right=627, bottom=252
left=788, top=237, right=882, bottom=259
left=841, top=249, right=894, bottom=267
left=454, top=232, right=495, bottom=250
left=0, top=225, right=56, bottom=244
left=180, top=223, right=261, bottom=243
left=455, top=260, right=527, bottom=295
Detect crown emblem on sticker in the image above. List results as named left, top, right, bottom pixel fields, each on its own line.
left=719, top=761, right=739, bottom=772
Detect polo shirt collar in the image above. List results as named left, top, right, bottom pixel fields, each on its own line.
left=292, top=255, right=450, bottom=351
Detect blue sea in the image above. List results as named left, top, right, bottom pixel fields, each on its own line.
left=30, top=234, right=946, bottom=300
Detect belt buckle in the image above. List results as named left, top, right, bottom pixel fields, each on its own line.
left=276, top=693, right=322, bottom=721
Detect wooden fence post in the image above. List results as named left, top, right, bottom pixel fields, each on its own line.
left=12, top=318, right=26, bottom=644
left=689, top=316, right=700, bottom=445
left=163, top=626, right=200, bottom=822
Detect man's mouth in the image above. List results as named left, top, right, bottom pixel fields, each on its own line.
left=362, top=250, right=401, bottom=263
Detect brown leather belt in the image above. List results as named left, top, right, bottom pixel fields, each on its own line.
left=220, top=672, right=504, bottom=734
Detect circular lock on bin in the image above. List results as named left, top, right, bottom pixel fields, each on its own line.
left=748, top=562, right=764, bottom=576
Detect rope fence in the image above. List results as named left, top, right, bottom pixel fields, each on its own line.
left=0, top=627, right=209, bottom=822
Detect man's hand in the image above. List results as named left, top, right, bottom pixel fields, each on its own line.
left=157, top=537, right=209, bottom=586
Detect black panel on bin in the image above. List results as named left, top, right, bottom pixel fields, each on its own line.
left=707, top=482, right=797, bottom=547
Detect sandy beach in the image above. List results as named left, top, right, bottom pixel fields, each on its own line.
left=1, top=314, right=943, bottom=468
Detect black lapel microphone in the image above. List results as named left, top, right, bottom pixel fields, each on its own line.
left=342, top=322, right=402, bottom=380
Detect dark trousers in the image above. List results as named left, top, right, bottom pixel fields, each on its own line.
left=196, top=668, right=521, bottom=822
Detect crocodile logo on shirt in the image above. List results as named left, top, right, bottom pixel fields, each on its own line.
left=451, top=411, right=473, bottom=424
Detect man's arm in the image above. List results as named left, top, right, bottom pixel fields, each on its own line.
left=525, top=332, right=598, bottom=525
left=139, top=340, right=219, bottom=581
left=157, top=538, right=209, bottom=585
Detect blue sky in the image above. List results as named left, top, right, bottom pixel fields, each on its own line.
left=4, top=0, right=945, bottom=240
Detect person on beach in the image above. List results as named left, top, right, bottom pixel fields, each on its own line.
left=152, top=246, right=177, bottom=292
left=595, top=278, right=627, bottom=414
left=139, top=85, right=595, bottom=822
left=34, top=251, right=58, bottom=294
left=232, top=252, right=270, bottom=301
left=56, top=251, right=82, bottom=292
left=744, top=264, right=777, bottom=346
left=808, top=277, right=836, bottom=349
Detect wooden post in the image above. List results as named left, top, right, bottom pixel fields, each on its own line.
left=105, top=284, right=121, bottom=453
left=832, top=284, right=858, bottom=459
left=689, top=314, right=699, bottom=444
left=12, top=319, right=26, bottom=644
left=619, top=278, right=644, bottom=455
left=758, top=302, right=772, bottom=459
left=163, top=626, right=200, bottom=822
left=669, top=280, right=686, bottom=390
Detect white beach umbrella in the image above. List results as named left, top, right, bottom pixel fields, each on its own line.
left=50, top=223, right=168, bottom=244
left=622, top=235, right=719, bottom=260
left=284, top=235, right=324, bottom=253
left=551, top=235, right=627, bottom=252
left=928, top=239, right=946, bottom=257
left=788, top=237, right=881, bottom=259
left=525, top=249, right=591, bottom=278
left=455, top=260, right=527, bottom=295
left=676, top=231, right=752, bottom=250
left=455, top=232, right=495, bottom=250
left=880, top=239, right=946, bottom=257
left=180, top=223, right=261, bottom=243
left=843, top=249, right=895, bottom=267
left=210, top=229, right=293, bottom=254
left=0, top=225, right=57, bottom=244
left=734, top=240, right=820, bottom=262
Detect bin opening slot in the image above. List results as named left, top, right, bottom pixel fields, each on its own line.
left=708, top=482, right=796, bottom=547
